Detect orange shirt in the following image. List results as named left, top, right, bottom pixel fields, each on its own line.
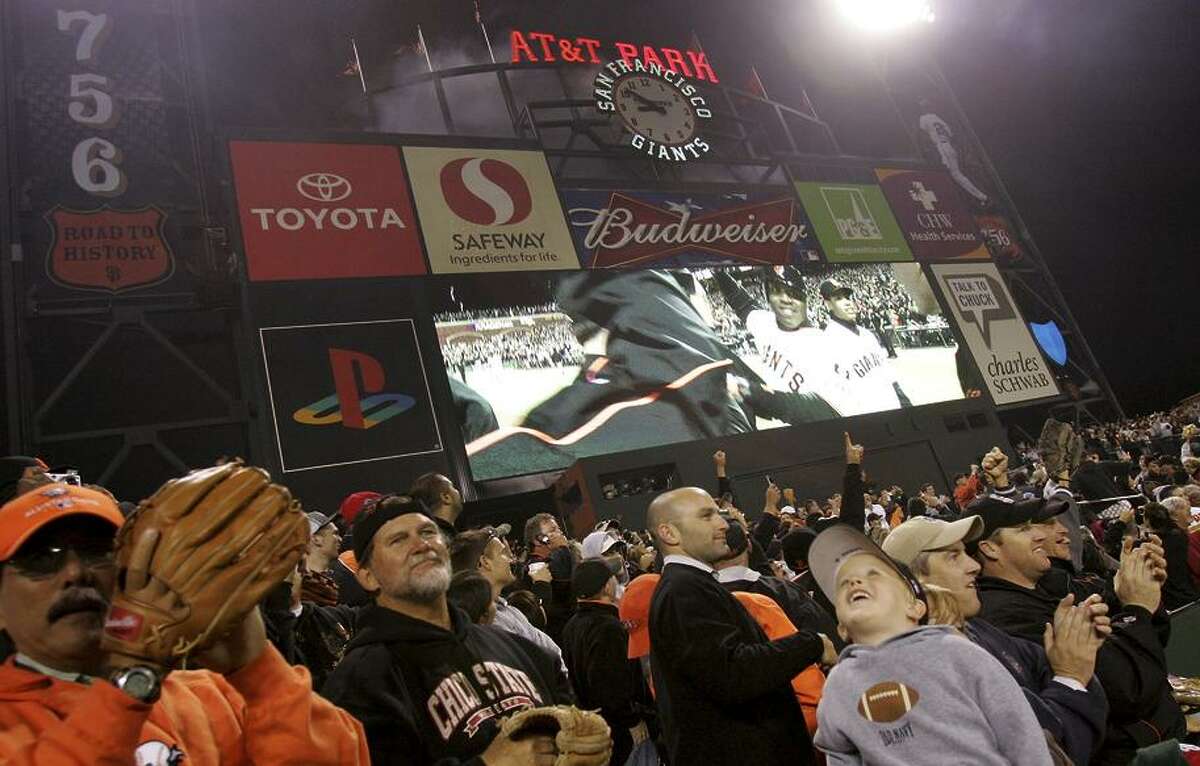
left=731, top=591, right=825, bottom=733
left=338, top=549, right=360, bottom=573
left=0, top=643, right=368, bottom=765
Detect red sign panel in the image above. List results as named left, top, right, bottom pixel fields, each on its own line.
left=975, top=214, right=1027, bottom=264
left=875, top=168, right=989, bottom=261
left=45, top=206, right=174, bottom=293
left=229, top=141, right=427, bottom=281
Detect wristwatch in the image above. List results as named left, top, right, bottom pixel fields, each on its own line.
left=109, top=665, right=163, bottom=703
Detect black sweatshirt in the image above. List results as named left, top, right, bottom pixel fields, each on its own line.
left=561, top=601, right=646, bottom=766
left=322, top=603, right=573, bottom=765
left=977, top=575, right=1185, bottom=764
left=649, top=561, right=821, bottom=766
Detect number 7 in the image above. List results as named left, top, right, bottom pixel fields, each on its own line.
left=57, top=10, right=111, bottom=63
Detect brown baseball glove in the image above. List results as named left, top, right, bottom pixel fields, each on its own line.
left=497, top=705, right=613, bottom=766
left=1038, top=419, right=1075, bottom=480
left=101, top=460, right=307, bottom=669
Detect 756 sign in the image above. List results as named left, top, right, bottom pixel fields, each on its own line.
left=57, top=8, right=126, bottom=196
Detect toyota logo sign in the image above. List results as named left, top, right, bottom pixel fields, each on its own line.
left=296, top=172, right=352, bottom=202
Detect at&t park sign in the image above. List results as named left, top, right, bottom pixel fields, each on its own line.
left=509, top=30, right=720, bottom=83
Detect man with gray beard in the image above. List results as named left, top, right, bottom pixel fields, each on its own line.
left=322, top=495, right=576, bottom=765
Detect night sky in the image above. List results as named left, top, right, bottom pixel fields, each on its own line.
left=201, top=0, right=1199, bottom=418
left=935, top=0, right=1200, bottom=416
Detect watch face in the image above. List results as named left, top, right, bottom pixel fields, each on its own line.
left=117, top=667, right=159, bottom=701
left=613, top=75, right=697, bottom=146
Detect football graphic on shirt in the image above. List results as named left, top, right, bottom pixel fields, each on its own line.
left=856, top=681, right=920, bottom=723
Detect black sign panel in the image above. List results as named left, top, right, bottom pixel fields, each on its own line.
left=259, top=319, right=443, bottom=473
left=13, top=0, right=199, bottom=298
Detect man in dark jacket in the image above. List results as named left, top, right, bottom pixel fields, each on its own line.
left=646, top=486, right=836, bottom=766
left=519, top=512, right=576, bottom=643
left=560, top=559, right=649, bottom=766
left=970, top=493, right=1186, bottom=766
left=883, top=514, right=1109, bottom=766
left=322, top=496, right=579, bottom=766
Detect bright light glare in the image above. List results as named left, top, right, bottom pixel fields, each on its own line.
left=835, top=0, right=935, bottom=32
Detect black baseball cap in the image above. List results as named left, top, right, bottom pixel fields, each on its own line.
left=573, top=558, right=615, bottom=599
left=967, top=494, right=1068, bottom=541
left=353, top=494, right=433, bottom=564
left=819, top=280, right=853, bottom=300
left=764, top=265, right=806, bottom=292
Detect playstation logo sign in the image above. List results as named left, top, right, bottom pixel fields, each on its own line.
left=293, top=348, right=415, bottom=430
left=296, top=172, right=352, bottom=202
left=259, top=318, right=443, bottom=472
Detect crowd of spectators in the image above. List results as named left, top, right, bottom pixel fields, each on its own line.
left=440, top=320, right=585, bottom=374
left=2, top=405, right=1199, bottom=764
left=434, top=302, right=559, bottom=324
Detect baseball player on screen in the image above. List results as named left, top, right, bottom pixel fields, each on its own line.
left=714, top=266, right=839, bottom=423
left=818, top=279, right=911, bottom=416
left=917, top=100, right=991, bottom=208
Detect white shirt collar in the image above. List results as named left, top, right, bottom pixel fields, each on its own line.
left=14, top=653, right=94, bottom=684
left=663, top=553, right=716, bottom=575
left=716, top=565, right=761, bottom=583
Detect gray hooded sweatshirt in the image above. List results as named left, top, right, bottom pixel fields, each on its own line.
left=815, top=625, right=1052, bottom=765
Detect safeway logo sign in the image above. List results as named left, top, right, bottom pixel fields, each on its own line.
left=297, top=172, right=352, bottom=202
left=404, top=146, right=580, bottom=274
left=440, top=158, right=532, bottom=226
left=229, top=141, right=427, bottom=281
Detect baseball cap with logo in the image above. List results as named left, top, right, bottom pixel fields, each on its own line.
left=619, top=573, right=660, bottom=659
left=808, top=524, right=926, bottom=611
left=339, top=491, right=382, bottom=526
left=882, top=516, right=985, bottom=567
left=819, top=279, right=853, bottom=300
left=0, top=483, right=124, bottom=561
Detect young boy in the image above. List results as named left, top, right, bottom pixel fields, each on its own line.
left=808, top=526, right=1052, bottom=766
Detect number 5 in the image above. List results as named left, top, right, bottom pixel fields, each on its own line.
left=57, top=9, right=111, bottom=63
left=68, top=74, right=116, bottom=126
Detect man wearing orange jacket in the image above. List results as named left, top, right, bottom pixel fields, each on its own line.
left=0, top=483, right=369, bottom=765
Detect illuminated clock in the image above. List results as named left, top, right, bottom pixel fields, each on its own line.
left=612, top=74, right=698, bottom=147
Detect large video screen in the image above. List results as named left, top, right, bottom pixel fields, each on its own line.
left=433, top=264, right=970, bottom=481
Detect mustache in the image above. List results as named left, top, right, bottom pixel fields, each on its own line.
left=47, top=588, right=109, bottom=622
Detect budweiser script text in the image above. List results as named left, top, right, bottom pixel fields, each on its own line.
left=569, top=206, right=808, bottom=251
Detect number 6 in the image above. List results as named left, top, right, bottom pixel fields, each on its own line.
left=72, top=137, right=126, bottom=195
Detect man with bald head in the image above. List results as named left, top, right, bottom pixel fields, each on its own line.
left=646, top=487, right=835, bottom=766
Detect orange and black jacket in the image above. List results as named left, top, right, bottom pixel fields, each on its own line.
left=0, top=642, right=369, bottom=764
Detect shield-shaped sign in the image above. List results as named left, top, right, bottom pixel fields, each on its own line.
left=45, top=206, right=175, bottom=293
left=1030, top=321, right=1068, bottom=366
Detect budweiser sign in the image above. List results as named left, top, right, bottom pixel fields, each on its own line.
left=229, top=141, right=427, bottom=281
left=564, top=189, right=823, bottom=269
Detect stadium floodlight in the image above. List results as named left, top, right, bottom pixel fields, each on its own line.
left=834, top=0, right=935, bottom=32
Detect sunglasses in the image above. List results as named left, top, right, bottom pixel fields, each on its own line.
left=6, top=540, right=115, bottom=578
